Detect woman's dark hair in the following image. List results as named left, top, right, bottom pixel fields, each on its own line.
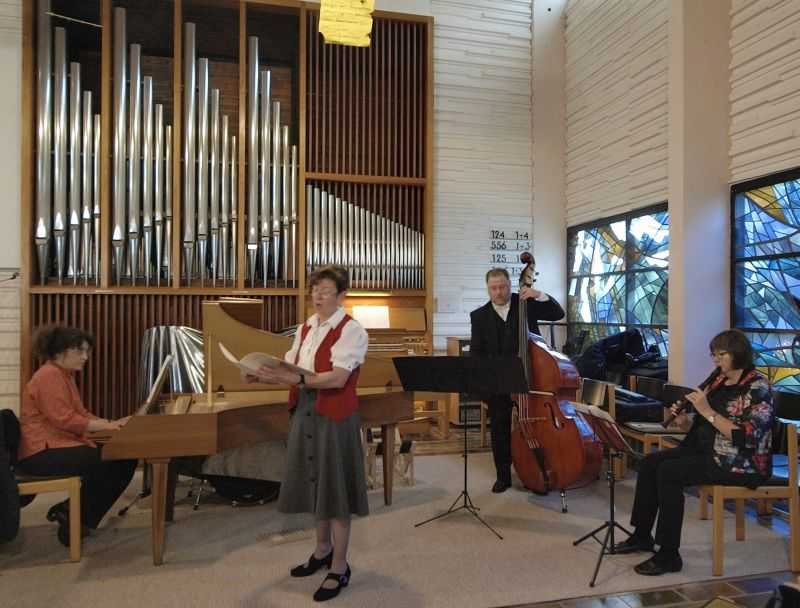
left=308, top=265, right=349, bottom=293
left=709, top=329, right=753, bottom=370
left=32, top=325, right=95, bottom=361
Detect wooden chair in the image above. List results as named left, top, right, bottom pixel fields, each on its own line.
left=16, top=474, right=82, bottom=562
left=697, top=390, right=800, bottom=577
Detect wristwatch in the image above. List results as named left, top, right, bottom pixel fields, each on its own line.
left=298, top=373, right=305, bottom=387
left=707, top=414, right=716, bottom=424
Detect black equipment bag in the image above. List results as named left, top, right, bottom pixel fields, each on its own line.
left=613, top=387, right=664, bottom=424
left=206, top=475, right=280, bottom=505
left=0, top=409, right=21, bottom=542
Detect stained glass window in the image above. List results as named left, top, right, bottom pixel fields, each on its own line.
left=733, top=169, right=800, bottom=393
left=567, top=205, right=669, bottom=355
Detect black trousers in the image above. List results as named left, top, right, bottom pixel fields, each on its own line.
left=486, top=396, right=514, bottom=483
left=630, top=447, right=762, bottom=554
left=18, top=446, right=137, bottom=529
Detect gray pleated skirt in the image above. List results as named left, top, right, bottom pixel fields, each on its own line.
left=277, top=389, right=369, bottom=520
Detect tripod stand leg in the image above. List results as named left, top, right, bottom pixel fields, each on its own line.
left=573, top=521, right=610, bottom=547
left=560, top=490, right=568, bottom=513
left=589, top=523, right=613, bottom=587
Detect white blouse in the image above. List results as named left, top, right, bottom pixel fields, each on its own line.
left=284, top=307, right=369, bottom=373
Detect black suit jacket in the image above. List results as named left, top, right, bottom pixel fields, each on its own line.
left=469, top=292, right=565, bottom=358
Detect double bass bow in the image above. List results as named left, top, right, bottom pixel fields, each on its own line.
left=509, top=252, right=603, bottom=511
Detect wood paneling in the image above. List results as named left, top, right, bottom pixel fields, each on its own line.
left=729, top=0, right=800, bottom=183
left=305, top=12, right=426, bottom=179
left=29, top=292, right=297, bottom=417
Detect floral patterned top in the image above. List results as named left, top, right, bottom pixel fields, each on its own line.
left=706, top=369, right=773, bottom=478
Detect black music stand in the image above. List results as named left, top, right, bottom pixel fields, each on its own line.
left=393, top=355, right=528, bottom=540
left=571, top=405, right=638, bottom=587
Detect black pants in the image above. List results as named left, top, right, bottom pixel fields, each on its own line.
left=18, top=446, right=137, bottom=529
left=486, top=396, right=514, bottom=483
left=630, top=447, right=762, bottom=554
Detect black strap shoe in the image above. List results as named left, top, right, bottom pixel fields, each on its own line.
left=313, top=565, right=350, bottom=602
left=290, top=549, right=333, bottom=578
left=612, top=535, right=655, bottom=554
left=46, top=501, right=69, bottom=525
left=634, top=553, right=683, bottom=576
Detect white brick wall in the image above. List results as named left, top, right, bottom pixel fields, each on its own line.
left=729, top=0, right=800, bottom=183
left=564, top=0, right=669, bottom=226
left=430, top=0, right=534, bottom=350
left=0, top=273, right=20, bottom=414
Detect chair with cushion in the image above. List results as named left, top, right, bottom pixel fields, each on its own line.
left=696, top=390, right=800, bottom=576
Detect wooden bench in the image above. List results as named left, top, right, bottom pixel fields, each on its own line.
left=16, top=474, right=82, bottom=562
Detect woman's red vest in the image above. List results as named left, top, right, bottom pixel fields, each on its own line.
left=287, top=315, right=361, bottom=421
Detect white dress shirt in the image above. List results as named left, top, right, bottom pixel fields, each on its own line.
left=492, top=292, right=551, bottom=322
left=285, top=306, right=369, bottom=373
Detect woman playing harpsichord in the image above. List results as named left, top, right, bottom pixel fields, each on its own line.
left=250, top=264, right=369, bottom=603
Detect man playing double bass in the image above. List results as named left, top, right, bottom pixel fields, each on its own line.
left=469, top=267, right=565, bottom=493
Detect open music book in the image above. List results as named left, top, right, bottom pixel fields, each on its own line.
left=570, top=401, right=635, bottom=454
left=218, top=342, right=314, bottom=380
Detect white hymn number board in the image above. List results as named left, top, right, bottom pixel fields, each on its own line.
left=488, top=224, right=532, bottom=280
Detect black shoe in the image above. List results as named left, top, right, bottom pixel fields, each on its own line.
left=634, top=553, right=683, bottom=576
left=313, top=565, right=351, bottom=602
left=612, top=535, right=655, bottom=554
left=56, top=520, right=90, bottom=548
left=46, top=501, right=69, bottom=525
left=492, top=479, right=511, bottom=493
left=290, top=549, right=333, bottom=577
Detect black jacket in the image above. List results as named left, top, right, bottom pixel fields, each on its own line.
left=469, top=292, right=565, bottom=357
left=0, top=409, right=21, bottom=542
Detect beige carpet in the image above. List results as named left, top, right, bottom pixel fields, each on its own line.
left=0, top=452, right=792, bottom=608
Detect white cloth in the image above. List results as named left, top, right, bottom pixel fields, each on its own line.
left=285, top=306, right=369, bottom=372
left=491, top=292, right=551, bottom=321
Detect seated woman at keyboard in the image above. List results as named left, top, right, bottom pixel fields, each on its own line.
left=17, top=326, right=136, bottom=547
left=612, top=329, right=773, bottom=575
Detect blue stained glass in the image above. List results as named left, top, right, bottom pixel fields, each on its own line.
left=756, top=366, right=800, bottom=394
left=744, top=332, right=800, bottom=367
left=568, top=221, right=626, bottom=276
left=627, top=270, right=668, bottom=325
left=734, top=180, right=800, bottom=259
left=629, top=211, right=669, bottom=269
left=568, top=274, right=626, bottom=324
left=734, top=257, right=800, bottom=329
left=639, top=327, right=669, bottom=357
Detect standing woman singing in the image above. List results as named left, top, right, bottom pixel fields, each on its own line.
left=253, top=265, right=369, bottom=602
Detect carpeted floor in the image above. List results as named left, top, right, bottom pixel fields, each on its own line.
left=1, top=452, right=793, bottom=608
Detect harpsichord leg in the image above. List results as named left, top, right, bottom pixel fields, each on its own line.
left=150, top=458, right=170, bottom=565
left=381, top=423, right=396, bottom=506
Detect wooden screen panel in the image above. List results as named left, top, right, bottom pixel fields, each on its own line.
left=306, top=13, right=427, bottom=178
left=29, top=293, right=297, bottom=418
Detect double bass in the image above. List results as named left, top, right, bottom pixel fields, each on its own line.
left=509, top=252, right=602, bottom=511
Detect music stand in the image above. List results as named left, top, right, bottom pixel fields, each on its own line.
left=571, top=403, right=638, bottom=586
left=393, top=355, right=528, bottom=540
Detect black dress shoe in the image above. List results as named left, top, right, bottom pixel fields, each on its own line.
left=492, top=480, right=511, bottom=493
left=290, top=549, right=333, bottom=577
left=56, top=520, right=90, bottom=548
left=634, top=553, right=683, bottom=576
left=612, top=535, right=655, bottom=554
left=313, top=565, right=350, bottom=602
left=46, top=501, right=69, bottom=525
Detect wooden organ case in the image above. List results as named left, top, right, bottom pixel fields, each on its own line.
left=21, top=1, right=433, bottom=418
left=20, top=1, right=433, bottom=564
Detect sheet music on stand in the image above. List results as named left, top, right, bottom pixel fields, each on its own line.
left=570, top=401, right=638, bottom=458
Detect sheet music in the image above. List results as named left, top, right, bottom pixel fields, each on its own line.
left=218, top=342, right=314, bottom=380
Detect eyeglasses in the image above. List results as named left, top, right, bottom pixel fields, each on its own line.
left=310, top=287, right=338, bottom=297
